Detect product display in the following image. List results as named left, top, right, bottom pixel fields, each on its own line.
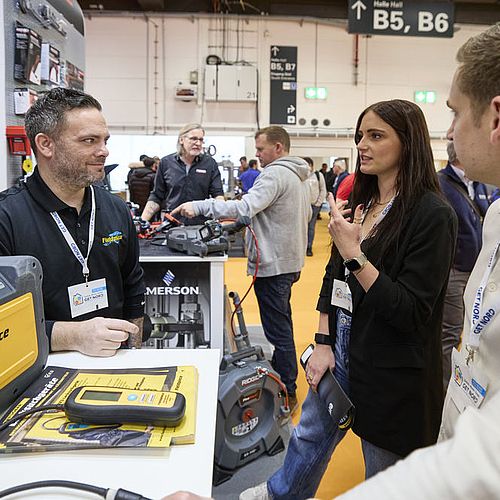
left=41, top=43, right=60, bottom=85
left=13, top=87, right=37, bottom=114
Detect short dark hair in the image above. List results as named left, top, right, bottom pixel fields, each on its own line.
left=456, top=23, right=500, bottom=124
left=25, top=88, right=102, bottom=156
left=143, top=156, right=155, bottom=168
left=302, top=157, right=313, bottom=167
left=239, top=156, right=247, bottom=162
left=249, top=159, right=258, bottom=169
left=255, top=126, right=290, bottom=153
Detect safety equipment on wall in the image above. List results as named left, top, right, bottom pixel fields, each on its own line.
left=5, top=126, right=31, bottom=156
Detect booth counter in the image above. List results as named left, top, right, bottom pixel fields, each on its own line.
left=139, top=240, right=227, bottom=352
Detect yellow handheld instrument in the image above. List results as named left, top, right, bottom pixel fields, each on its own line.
left=64, top=386, right=186, bottom=426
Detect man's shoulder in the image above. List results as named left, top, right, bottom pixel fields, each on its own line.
left=198, top=154, right=218, bottom=168
left=0, top=183, right=30, bottom=212
left=417, top=191, right=455, bottom=218
left=159, top=153, right=178, bottom=168
left=94, top=186, right=129, bottom=211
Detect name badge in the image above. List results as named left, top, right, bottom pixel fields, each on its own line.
left=68, top=278, right=109, bottom=318
left=331, top=279, right=353, bottom=312
left=195, top=169, right=207, bottom=174
left=447, top=347, right=489, bottom=412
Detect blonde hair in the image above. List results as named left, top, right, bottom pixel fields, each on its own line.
left=177, top=123, right=204, bottom=155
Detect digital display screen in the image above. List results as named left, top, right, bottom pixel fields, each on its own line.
left=81, top=390, right=121, bottom=402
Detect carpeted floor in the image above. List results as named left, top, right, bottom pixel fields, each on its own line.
left=220, top=213, right=365, bottom=500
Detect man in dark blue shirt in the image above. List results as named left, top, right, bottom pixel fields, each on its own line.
left=0, top=88, right=145, bottom=356
left=140, top=123, right=224, bottom=225
left=438, top=141, right=490, bottom=388
left=239, top=159, right=260, bottom=193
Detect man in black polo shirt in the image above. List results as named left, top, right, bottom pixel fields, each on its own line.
left=140, top=123, right=224, bottom=225
left=0, top=88, right=145, bottom=356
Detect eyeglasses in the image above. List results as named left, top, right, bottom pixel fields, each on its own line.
left=185, top=136, right=204, bottom=143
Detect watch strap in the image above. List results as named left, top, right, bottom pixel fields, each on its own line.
left=315, top=333, right=331, bottom=345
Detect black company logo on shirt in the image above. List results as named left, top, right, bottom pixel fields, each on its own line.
left=102, top=231, right=123, bottom=246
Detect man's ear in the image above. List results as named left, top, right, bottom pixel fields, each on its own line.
left=490, top=96, right=500, bottom=145
left=34, top=133, right=54, bottom=159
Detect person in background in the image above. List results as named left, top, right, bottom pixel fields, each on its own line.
left=239, top=158, right=260, bottom=193
left=140, top=123, right=224, bottom=225
left=321, top=162, right=336, bottom=194
left=127, top=155, right=157, bottom=213
left=336, top=171, right=355, bottom=203
left=304, top=157, right=327, bottom=257
left=331, top=159, right=349, bottom=198
left=438, top=141, right=490, bottom=390
left=239, top=156, right=248, bottom=175
left=241, top=99, right=457, bottom=500
left=0, top=88, right=145, bottom=356
left=172, top=126, right=311, bottom=415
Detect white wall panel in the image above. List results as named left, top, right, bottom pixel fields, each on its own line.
left=84, top=14, right=487, bottom=140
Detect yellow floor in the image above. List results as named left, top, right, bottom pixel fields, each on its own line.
left=224, top=215, right=365, bottom=499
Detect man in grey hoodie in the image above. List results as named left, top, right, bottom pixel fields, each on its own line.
left=173, top=126, right=311, bottom=413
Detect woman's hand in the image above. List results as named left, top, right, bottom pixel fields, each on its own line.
left=327, top=193, right=364, bottom=260
left=305, top=344, right=335, bottom=392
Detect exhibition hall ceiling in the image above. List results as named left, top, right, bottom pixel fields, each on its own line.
left=79, top=0, right=500, bottom=25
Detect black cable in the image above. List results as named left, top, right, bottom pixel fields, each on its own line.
left=0, top=404, right=64, bottom=433
left=0, top=480, right=152, bottom=499
left=0, top=480, right=105, bottom=498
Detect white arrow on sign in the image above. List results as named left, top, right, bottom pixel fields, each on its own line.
left=287, top=104, right=295, bottom=114
left=351, top=0, right=366, bottom=20
left=271, top=46, right=280, bottom=56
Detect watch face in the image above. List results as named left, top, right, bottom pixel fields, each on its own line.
left=345, top=259, right=361, bottom=271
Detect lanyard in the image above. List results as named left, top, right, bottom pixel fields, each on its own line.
left=360, top=196, right=395, bottom=244
left=345, top=196, right=395, bottom=279
left=50, top=186, right=96, bottom=282
left=466, top=240, right=500, bottom=363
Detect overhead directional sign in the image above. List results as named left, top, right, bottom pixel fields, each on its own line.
left=270, top=46, right=297, bottom=125
left=348, top=0, right=454, bottom=38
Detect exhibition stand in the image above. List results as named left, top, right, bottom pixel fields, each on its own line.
left=139, top=241, right=227, bottom=352
left=0, top=349, right=220, bottom=499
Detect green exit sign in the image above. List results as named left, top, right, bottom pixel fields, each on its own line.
left=414, top=90, right=436, bottom=104
left=305, top=87, right=327, bottom=100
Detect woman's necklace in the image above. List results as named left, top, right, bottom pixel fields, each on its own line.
left=370, top=200, right=390, bottom=218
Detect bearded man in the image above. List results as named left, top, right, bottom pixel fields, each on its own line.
left=0, top=88, right=145, bottom=356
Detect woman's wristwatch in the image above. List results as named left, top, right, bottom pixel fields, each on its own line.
left=343, top=252, right=368, bottom=274
left=315, top=332, right=331, bottom=345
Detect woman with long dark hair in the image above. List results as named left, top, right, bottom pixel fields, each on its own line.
left=241, top=100, right=458, bottom=500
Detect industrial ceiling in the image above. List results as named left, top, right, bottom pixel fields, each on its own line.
left=79, top=1, right=500, bottom=25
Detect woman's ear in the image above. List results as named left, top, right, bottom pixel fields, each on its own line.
left=490, top=96, right=500, bottom=145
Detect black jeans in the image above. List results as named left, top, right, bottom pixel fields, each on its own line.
left=254, top=272, right=301, bottom=395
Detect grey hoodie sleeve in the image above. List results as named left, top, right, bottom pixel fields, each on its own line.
left=192, top=169, right=280, bottom=220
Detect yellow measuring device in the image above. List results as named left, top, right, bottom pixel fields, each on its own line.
left=64, top=386, right=186, bottom=427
